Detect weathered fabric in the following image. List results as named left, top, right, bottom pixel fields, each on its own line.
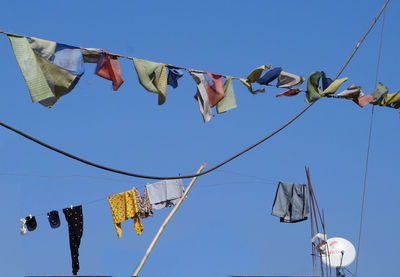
left=216, top=77, right=237, bottom=113
left=81, top=48, right=103, bottom=63
left=276, top=88, right=301, bottom=98
left=256, top=67, right=282, bottom=85
left=336, top=85, right=364, bottom=98
left=204, top=73, right=225, bottom=107
left=63, top=206, right=83, bottom=276
left=305, top=71, right=323, bottom=103
left=271, top=182, right=309, bottom=223
left=354, top=94, right=374, bottom=107
left=321, top=72, right=333, bottom=91
left=322, top=77, right=349, bottom=96
left=382, top=91, right=400, bottom=108
left=133, top=59, right=167, bottom=105
left=240, top=64, right=271, bottom=94
left=277, top=71, right=305, bottom=88
left=135, top=187, right=153, bottom=219
left=147, top=179, right=184, bottom=210
left=95, top=53, right=124, bottom=92
left=108, top=188, right=143, bottom=238
left=167, top=66, right=184, bottom=88
left=371, top=82, right=388, bottom=105
left=191, top=72, right=212, bottom=122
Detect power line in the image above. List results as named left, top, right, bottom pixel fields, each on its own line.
left=0, top=0, right=389, bottom=180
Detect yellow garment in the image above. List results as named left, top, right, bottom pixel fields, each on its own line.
left=108, top=188, right=143, bottom=238
left=239, top=64, right=271, bottom=94
left=322, top=77, right=349, bottom=96
left=133, top=59, right=168, bottom=105
left=382, top=91, right=400, bottom=106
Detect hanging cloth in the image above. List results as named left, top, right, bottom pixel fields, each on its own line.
left=135, top=187, right=153, bottom=219
left=276, top=88, right=302, bottom=98
left=305, top=71, right=323, bottom=103
left=239, top=64, right=271, bottom=94
left=133, top=59, right=168, bottom=105
left=216, top=77, right=237, bottom=114
left=146, top=179, right=184, bottom=210
left=256, top=67, right=282, bottom=85
left=382, top=91, right=400, bottom=108
left=108, top=188, right=143, bottom=238
left=276, top=71, right=305, bottom=88
left=321, top=72, right=333, bottom=91
left=190, top=71, right=212, bottom=122
left=321, top=77, right=349, bottom=96
left=370, top=82, right=388, bottom=105
left=95, top=52, right=124, bottom=92
left=167, top=66, right=184, bottom=88
left=204, top=73, right=225, bottom=107
left=336, top=85, right=364, bottom=99
left=63, top=206, right=83, bottom=276
left=81, top=48, right=103, bottom=63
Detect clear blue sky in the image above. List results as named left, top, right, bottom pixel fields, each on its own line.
left=0, top=1, right=398, bottom=276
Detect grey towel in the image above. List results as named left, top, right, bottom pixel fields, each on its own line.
left=147, top=179, right=184, bottom=210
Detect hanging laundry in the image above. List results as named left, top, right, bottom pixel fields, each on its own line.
left=147, top=179, right=184, bottom=210
left=95, top=52, right=124, bottom=92
left=276, top=71, right=305, bottom=88
left=240, top=64, right=271, bottom=94
left=370, top=82, right=388, bottom=105
left=190, top=72, right=212, bottom=122
left=305, top=71, right=323, bottom=103
left=336, top=85, right=364, bottom=99
left=271, top=182, right=309, bottom=223
left=167, top=66, right=184, bottom=88
left=322, top=77, right=348, bottom=96
left=204, top=73, right=225, bottom=107
left=135, top=187, right=153, bottom=219
left=47, top=210, right=61, bottom=229
left=256, top=67, right=282, bottom=85
left=216, top=77, right=238, bottom=114
left=81, top=48, right=103, bottom=63
left=382, top=91, right=400, bottom=109
left=20, top=218, right=27, bottom=235
left=133, top=59, right=167, bottom=105
left=321, top=72, right=333, bottom=91
left=25, top=215, right=37, bottom=231
left=63, top=206, right=83, bottom=276
left=276, top=88, right=302, bottom=98
left=7, top=34, right=84, bottom=107
left=108, top=188, right=143, bottom=238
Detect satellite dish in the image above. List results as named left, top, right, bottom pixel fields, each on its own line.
left=321, top=237, right=356, bottom=268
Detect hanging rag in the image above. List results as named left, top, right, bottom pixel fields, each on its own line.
left=382, top=91, right=400, bottom=109
left=135, top=187, right=153, bottom=219
left=203, top=73, right=225, bottom=107
left=256, top=67, right=282, bottom=85
left=276, top=71, right=305, bottom=88
left=167, top=66, right=184, bottom=88
left=63, top=206, right=83, bottom=276
left=95, top=52, right=124, bottom=92
left=20, top=218, right=27, bottom=235
left=147, top=179, right=184, bottom=210
left=133, top=59, right=167, bottom=105
left=81, top=48, right=103, bottom=63
left=271, top=182, right=309, bottom=223
left=305, top=71, right=323, bottom=103
left=276, top=88, right=302, bottom=98
left=108, top=188, right=143, bottom=238
left=370, top=82, right=388, bottom=105
left=336, top=85, right=364, bottom=99
left=321, top=72, right=333, bottom=91
left=240, top=64, right=271, bottom=94
left=354, top=94, right=375, bottom=107
left=190, top=71, right=212, bottom=122
left=216, top=77, right=238, bottom=113
left=47, top=210, right=61, bottom=229
left=25, top=215, right=37, bottom=231
left=7, top=34, right=84, bottom=107
left=322, top=77, right=349, bottom=96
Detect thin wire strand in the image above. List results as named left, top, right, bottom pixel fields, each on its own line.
left=0, top=0, right=388, bottom=181
left=354, top=5, right=387, bottom=277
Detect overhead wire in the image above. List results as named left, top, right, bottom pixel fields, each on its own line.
left=354, top=3, right=388, bottom=277
left=0, top=0, right=389, bottom=181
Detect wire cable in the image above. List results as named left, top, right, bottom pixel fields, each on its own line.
left=354, top=4, right=387, bottom=277
left=0, top=0, right=389, bottom=180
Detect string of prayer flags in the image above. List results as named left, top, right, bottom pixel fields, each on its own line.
left=305, top=71, right=348, bottom=102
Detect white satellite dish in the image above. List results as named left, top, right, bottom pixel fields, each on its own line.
left=321, top=237, right=356, bottom=268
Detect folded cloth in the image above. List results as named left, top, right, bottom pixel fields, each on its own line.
left=216, top=77, right=237, bottom=113
left=321, top=72, right=333, bottom=91
left=81, top=48, right=103, bottom=63
left=336, top=85, right=364, bottom=98
left=277, top=71, right=305, bottom=88
left=370, top=82, right=388, bottom=105
left=133, top=59, right=167, bottom=105
left=256, top=67, right=282, bottom=85
left=276, top=88, right=301, bottom=98
left=95, top=53, right=124, bottom=92
left=271, top=182, right=309, bottom=223
left=322, top=77, right=349, bottom=96
left=147, top=179, right=184, bottom=210
left=167, top=66, right=184, bottom=88
left=191, top=71, right=212, bottom=122
left=240, top=64, right=271, bottom=94
left=305, top=71, right=323, bottom=103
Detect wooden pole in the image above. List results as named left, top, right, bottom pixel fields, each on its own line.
left=132, top=163, right=206, bottom=276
